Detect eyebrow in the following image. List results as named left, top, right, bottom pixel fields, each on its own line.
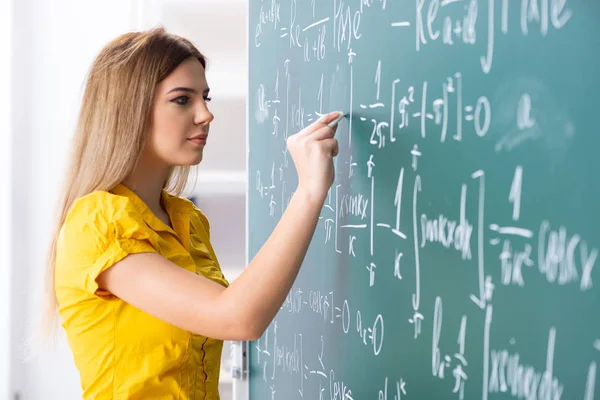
left=166, top=87, right=210, bottom=96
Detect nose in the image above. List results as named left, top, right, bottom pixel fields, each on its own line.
left=194, top=100, right=214, bottom=126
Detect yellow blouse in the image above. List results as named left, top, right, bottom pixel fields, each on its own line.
left=55, top=183, right=230, bottom=399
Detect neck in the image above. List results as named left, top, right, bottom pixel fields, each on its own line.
left=122, top=158, right=171, bottom=215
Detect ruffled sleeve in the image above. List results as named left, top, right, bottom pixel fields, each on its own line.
left=56, top=191, right=158, bottom=299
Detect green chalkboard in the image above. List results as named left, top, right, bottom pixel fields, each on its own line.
left=247, top=0, right=600, bottom=398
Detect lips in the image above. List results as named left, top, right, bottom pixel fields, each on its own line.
left=188, top=132, right=208, bottom=146
left=188, top=137, right=207, bottom=145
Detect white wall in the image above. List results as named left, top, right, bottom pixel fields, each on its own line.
left=1, top=0, right=14, bottom=398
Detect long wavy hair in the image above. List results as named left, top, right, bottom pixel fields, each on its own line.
left=27, top=26, right=207, bottom=356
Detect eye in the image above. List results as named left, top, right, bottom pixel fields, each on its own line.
left=172, top=95, right=190, bottom=106
left=204, top=96, right=212, bottom=103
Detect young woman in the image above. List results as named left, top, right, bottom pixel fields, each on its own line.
left=43, top=27, right=340, bottom=399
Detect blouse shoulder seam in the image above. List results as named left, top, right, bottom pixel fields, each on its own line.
left=67, top=190, right=138, bottom=226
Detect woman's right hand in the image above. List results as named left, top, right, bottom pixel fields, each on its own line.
left=286, top=111, right=341, bottom=204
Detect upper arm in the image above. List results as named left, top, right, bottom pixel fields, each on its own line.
left=57, top=192, right=252, bottom=341
left=96, top=252, right=249, bottom=340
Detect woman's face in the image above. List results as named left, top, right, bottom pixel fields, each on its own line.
left=147, top=57, right=213, bottom=166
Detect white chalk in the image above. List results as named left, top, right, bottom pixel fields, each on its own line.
left=327, top=112, right=345, bottom=128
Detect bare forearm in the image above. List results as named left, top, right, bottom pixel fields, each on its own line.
left=221, top=188, right=324, bottom=338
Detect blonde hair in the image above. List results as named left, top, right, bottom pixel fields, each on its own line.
left=27, top=27, right=207, bottom=357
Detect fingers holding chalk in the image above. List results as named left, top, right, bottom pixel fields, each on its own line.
left=327, top=111, right=345, bottom=128
left=307, top=111, right=345, bottom=140
left=316, top=111, right=345, bottom=128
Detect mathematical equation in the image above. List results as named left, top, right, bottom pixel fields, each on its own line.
left=248, top=0, right=598, bottom=399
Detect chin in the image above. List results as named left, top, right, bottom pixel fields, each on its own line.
left=190, top=153, right=204, bottom=165
left=182, top=156, right=203, bottom=166
left=163, top=146, right=204, bottom=165
left=165, top=154, right=203, bottom=166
